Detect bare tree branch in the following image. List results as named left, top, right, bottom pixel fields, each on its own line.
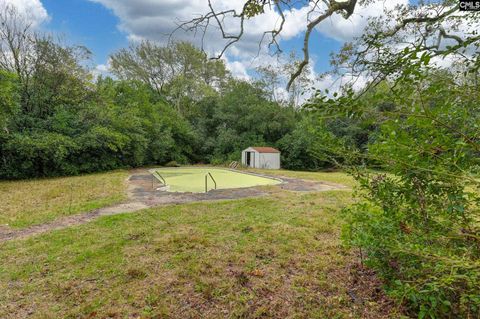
left=287, top=0, right=357, bottom=90
left=173, top=0, right=361, bottom=91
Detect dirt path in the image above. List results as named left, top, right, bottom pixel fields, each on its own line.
left=0, top=169, right=347, bottom=242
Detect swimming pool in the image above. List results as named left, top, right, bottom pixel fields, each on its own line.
left=152, top=168, right=281, bottom=193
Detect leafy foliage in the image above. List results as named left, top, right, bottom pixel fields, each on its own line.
left=278, top=115, right=348, bottom=170
left=0, top=11, right=311, bottom=178
left=315, top=67, right=480, bottom=317
left=186, top=80, right=299, bottom=164
left=0, top=70, right=18, bottom=131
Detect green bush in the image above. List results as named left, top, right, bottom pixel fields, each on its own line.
left=164, top=161, right=181, bottom=167
left=339, top=72, right=480, bottom=318
left=278, top=115, right=349, bottom=170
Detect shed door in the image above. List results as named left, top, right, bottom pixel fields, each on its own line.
left=246, top=151, right=255, bottom=167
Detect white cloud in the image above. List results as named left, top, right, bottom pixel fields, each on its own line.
left=88, top=0, right=309, bottom=58
left=224, top=59, right=250, bottom=80
left=0, top=0, right=49, bottom=27
left=96, top=63, right=109, bottom=72
left=91, top=61, right=111, bottom=78
left=87, top=0, right=414, bottom=83
left=316, top=0, right=409, bottom=42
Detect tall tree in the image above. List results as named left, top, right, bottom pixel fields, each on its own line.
left=0, top=4, right=93, bottom=117
left=0, top=4, right=36, bottom=110
left=110, top=41, right=230, bottom=113
left=0, top=70, right=18, bottom=133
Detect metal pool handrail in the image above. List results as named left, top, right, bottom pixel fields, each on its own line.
left=205, top=172, right=217, bottom=193
left=152, top=171, right=167, bottom=190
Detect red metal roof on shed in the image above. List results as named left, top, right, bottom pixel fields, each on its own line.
left=252, top=147, right=280, bottom=153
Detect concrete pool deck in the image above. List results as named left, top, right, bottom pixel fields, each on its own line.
left=0, top=168, right=348, bottom=242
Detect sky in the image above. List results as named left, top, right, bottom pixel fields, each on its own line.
left=4, top=0, right=410, bottom=83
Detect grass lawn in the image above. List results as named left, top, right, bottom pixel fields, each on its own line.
left=0, top=170, right=129, bottom=228
left=0, top=170, right=397, bottom=318
left=0, top=172, right=398, bottom=318
left=249, top=168, right=358, bottom=188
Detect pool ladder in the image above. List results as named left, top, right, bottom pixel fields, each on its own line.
left=205, top=172, right=217, bottom=193
left=152, top=171, right=167, bottom=190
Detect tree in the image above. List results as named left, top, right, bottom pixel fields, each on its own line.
left=178, top=0, right=360, bottom=89
left=278, top=114, right=348, bottom=170
left=110, top=41, right=230, bottom=113
left=110, top=41, right=175, bottom=95
left=255, top=64, right=282, bottom=103
left=187, top=79, right=299, bottom=163
left=338, top=70, right=480, bottom=317
left=331, top=1, right=480, bottom=93
left=0, top=4, right=93, bottom=118
left=308, top=11, right=480, bottom=315
left=0, top=4, right=37, bottom=110
left=0, top=70, right=18, bottom=133
left=256, top=52, right=313, bottom=107
left=28, top=38, right=93, bottom=118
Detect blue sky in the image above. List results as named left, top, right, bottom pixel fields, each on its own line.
left=12, top=0, right=409, bottom=82
left=41, top=0, right=127, bottom=65
left=7, top=0, right=475, bottom=95
left=35, top=0, right=366, bottom=75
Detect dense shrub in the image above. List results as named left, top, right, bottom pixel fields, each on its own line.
left=278, top=116, right=348, bottom=170
left=0, top=77, right=197, bottom=178
left=339, top=72, right=480, bottom=318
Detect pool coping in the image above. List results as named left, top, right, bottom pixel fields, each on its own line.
left=148, top=167, right=285, bottom=193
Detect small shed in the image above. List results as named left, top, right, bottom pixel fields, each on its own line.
left=241, top=147, right=281, bottom=169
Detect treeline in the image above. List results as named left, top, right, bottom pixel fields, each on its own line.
left=0, top=13, right=268, bottom=177
left=0, top=6, right=379, bottom=179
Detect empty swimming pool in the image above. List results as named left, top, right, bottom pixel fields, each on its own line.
left=152, top=168, right=281, bottom=193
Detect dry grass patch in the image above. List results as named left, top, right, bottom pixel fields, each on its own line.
left=0, top=170, right=128, bottom=228
left=0, top=188, right=399, bottom=318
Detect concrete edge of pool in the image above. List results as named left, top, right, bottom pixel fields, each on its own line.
left=147, top=167, right=285, bottom=193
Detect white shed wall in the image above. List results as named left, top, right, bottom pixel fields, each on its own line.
left=258, top=153, right=280, bottom=169
left=241, top=147, right=280, bottom=169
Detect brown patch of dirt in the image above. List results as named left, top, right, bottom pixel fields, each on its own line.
left=346, top=262, right=404, bottom=317
left=0, top=201, right=150, bottom=242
